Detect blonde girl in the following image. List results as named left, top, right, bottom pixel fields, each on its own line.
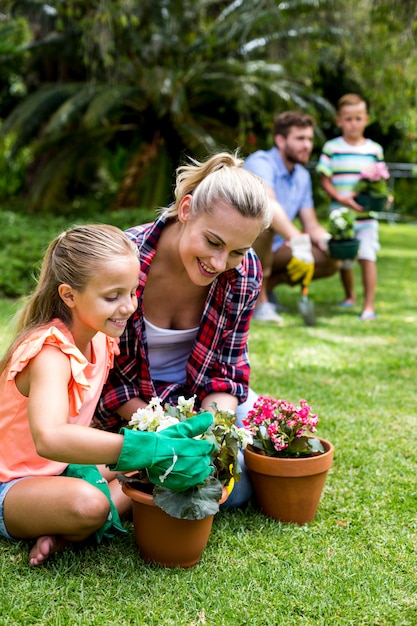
left=0, top=224, right=215, bottom=566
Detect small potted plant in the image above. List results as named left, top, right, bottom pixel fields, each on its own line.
left=354, top=161, right=391, bottom=213
left=120, top=396, right=250, bottom=567
left=327, top=208, right=360, bottom=260
left=243, top=396, right=334, bottom=524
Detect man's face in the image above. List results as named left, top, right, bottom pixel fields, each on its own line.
left=275, top=125, right=314, bottom=165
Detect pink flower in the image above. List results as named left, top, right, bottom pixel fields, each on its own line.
left=243, top=395, right=322, bottom=456
left=360, top=162, right=390, bottom=182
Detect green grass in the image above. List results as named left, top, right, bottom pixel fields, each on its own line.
left=1, top=223, right=417, bottom=625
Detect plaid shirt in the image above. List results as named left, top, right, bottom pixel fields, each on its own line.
left=93, top=213, right=262, bottom=432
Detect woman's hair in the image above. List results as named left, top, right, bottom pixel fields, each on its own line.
left=0, top=224, right=138, bottom=374
left=164, top=151, right=272, bottom=229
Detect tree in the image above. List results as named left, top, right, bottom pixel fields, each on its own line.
left=0, top=0, right=337, bottom=211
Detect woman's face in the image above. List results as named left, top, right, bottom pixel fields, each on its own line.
left=177, top=196, right=263, bottom=286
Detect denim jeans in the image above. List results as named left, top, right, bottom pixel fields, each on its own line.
left=220, top=387, right=258, bottom=509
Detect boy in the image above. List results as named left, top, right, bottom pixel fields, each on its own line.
left=316, top=94, right=386, bottom=321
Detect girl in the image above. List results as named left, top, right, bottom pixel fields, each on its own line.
left=0, top=225, right=215, bottom=566
left=94, top=152, right=272, bottom=507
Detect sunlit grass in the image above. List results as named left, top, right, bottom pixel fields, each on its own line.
left=1, top=222, right=416, bottom=625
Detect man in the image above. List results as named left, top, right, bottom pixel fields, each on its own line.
left=244, top=111, right=337, bottom=323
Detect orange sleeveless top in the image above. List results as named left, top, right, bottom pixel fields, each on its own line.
left=0, top=320, right=119, bottom=482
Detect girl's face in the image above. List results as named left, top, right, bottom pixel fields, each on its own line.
left=177, top=196, right=263, bottom=286
left=60, top=255, right=140, bottom=340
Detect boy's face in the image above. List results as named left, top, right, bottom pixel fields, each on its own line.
left=336, top=103, right=369, bottom=143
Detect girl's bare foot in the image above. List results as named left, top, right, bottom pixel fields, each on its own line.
left=29, top=535, right=69, bottom=566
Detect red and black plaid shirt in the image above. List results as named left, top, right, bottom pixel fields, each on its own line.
left=93, top=214, right=262, bottom=432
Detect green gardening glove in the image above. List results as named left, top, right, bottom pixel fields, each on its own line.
left=108, top=413, right=217, bottom=492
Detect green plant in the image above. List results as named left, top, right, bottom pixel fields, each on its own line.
left=242, top=396, right=324, bottom=458
left=328, top=207, right=355, bottom=240
left=125, top=396, right=250, bottom=520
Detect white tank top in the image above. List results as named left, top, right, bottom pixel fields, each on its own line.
left=144, top=317, right=199, bottom=384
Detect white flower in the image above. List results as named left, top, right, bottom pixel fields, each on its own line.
left=128, top=407, right=156, bottom=430
left=148, top=397, right=165, bottom=419
left=237, top=427, right=253, bottom=449
left=177, top=395, right=197, bottom=414
left=334, top=216, right=347, bottom=229
left=156, top=416, right=180, bottom=432
left=129, top=397, right=166, bottom=431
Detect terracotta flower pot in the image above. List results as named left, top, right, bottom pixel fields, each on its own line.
left=122, top=482, right=228, bottom=568
left=244, top=438, right=334, bottom=524
left=328, top=238, right=360, bottom=260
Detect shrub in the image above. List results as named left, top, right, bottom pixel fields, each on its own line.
left=0, top=206, right=157, bottom=297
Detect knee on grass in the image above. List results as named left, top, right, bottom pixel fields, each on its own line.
left=68, top=481, right=111, bottom=533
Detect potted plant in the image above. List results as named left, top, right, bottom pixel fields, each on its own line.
left=120, top=396, right=249, bottom=567
left=243, top=396, right=334, bottom=524
left=327, top=208, right=360, bottom=260
left=354, top=161, right=391, bottom=213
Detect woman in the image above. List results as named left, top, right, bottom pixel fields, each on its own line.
left=94, top=152, right=272, bottom=506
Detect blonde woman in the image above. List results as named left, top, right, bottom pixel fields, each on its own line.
left=94, top=152, right=272, bottom=508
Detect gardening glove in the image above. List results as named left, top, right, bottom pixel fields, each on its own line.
left=286, top=233, right=315, bottom=288
left=108, top=413, right=217, bottom=492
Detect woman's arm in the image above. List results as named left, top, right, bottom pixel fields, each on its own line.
left=201, top=392, right=238, bottom=413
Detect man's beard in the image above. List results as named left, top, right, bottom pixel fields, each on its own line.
left=284, top=148, right=309, bottom=166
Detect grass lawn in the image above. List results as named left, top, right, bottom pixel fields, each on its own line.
left=0, top=222, right=416, bottom=625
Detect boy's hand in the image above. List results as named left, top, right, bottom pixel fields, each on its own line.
left=343, top=193, right=364, bottom=213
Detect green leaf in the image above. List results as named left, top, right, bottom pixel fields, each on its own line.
left=308, top=437, right=325, bottom=456
left=153, top=476, right=223, bottom=520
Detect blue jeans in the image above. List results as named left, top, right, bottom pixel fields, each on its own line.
left=221, top=388, right=258, bottom=509
left=0, top=477, right=31, bottom=540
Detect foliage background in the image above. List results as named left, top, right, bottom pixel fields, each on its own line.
left=0, top=0, right=417, bottom=215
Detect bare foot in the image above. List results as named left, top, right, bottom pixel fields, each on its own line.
left=29, top=535, right=69, bottom=566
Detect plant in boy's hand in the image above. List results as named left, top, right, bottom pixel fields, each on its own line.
left=120, top=396, right=250, bottom=520
left=242, top=396, right=324, bottom=458
left=353, top=162, right=391, bottom=199
left=328, top=208, right=356, bottom=241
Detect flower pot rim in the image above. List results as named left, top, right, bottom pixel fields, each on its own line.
left=122, top=482, right=229, bottom=509
left=244, top=437, right=334, bottom=478
left=329, top=237, right=360, bottom=243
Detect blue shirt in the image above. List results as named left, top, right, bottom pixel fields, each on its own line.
left=244, top=147, right=313, bottom=250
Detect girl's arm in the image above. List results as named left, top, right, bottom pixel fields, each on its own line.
left=24, top=345, right=216, bottom=491
left=26, top=345, right=123, bottom=465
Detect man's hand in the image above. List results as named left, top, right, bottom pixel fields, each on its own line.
left=286, top=233, right=315, bottom=287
